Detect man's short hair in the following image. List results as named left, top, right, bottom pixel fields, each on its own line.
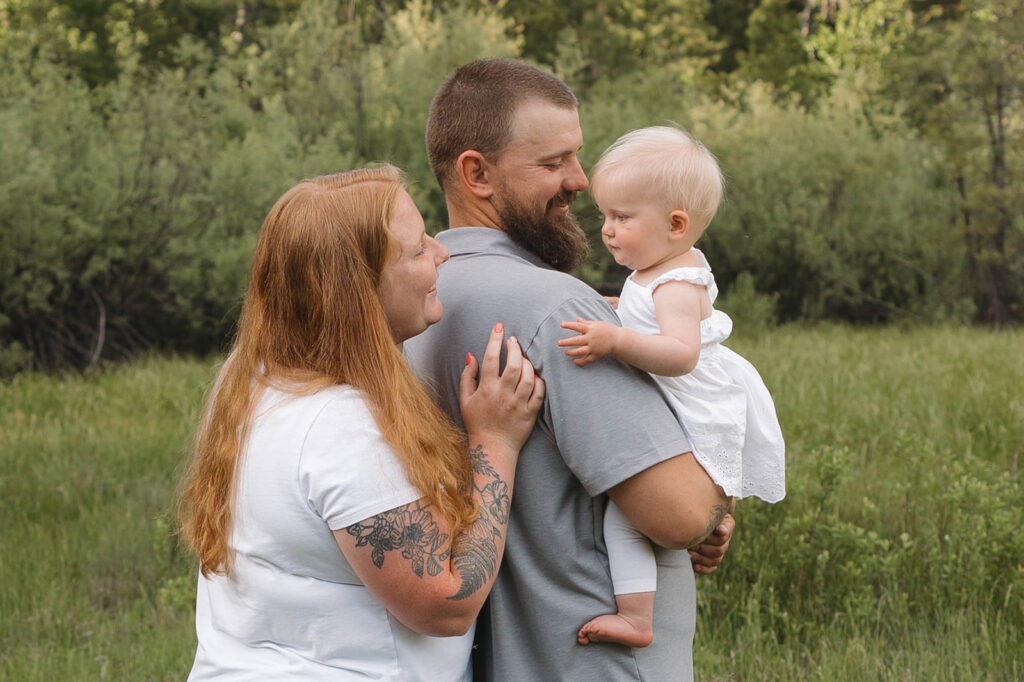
left=426, top=58, right=578, bottom=190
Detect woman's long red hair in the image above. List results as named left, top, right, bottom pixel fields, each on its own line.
left=178, top=165, right=475, bottom=576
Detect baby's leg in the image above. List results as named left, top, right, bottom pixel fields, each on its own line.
left=578, top=501, right=657, bottom=648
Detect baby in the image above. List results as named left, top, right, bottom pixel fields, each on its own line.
left=559, top=126, right=785, bottom=647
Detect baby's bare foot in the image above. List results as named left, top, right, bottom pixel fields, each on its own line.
left=577, top=613, right=654, bottom=648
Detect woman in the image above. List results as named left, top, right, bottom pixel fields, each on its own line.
left=178, top=165, right=544, bottom=680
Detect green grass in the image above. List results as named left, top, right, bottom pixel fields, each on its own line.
left=1, top=326, right=1021, bottom=680
left=0, top=356, right=213, bottom=680
left=695, top=325, right=1024, bottom=680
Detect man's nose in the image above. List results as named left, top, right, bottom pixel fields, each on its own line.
left=563, top=156, right=589, bottom=193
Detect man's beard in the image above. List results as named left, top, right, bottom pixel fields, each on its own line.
left=498, top=190, right=591, bottom=273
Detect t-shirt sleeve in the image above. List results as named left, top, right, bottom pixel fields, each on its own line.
left=298, top=389, right=424, bottom=531
left=528, top=296, right=693, bottom=496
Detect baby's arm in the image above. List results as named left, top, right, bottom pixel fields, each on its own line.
left=559, top=280, right=703, bottom=376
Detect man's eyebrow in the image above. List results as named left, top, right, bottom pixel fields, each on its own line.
left=538, top=145, right=584, bottom=162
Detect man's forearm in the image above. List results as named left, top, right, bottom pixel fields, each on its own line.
left=607, top=452, right=730, bottom=549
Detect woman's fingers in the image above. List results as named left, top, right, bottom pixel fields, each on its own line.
left=528, top=374, right=546, bottom=410
left=500, top=335, right=524, bottom=390
left=513, top=350, right=536, bottom=397
left=479, top=322, right=505, bottom=381
left=467, top=322, right=543, bottom=412
left=459, top=350, right=479, bottom=400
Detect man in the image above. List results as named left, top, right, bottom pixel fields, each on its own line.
left=404, top=58, right=734, bottom=681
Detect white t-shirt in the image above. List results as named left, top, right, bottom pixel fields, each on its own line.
left=188, top=384, right=473, bottom=681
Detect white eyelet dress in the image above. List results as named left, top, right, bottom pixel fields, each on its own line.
left=616, top=249, right=786, bottom=502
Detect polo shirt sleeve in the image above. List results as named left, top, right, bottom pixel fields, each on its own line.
left=526, top=296, right=693, bottom=497
left=298, top=389, right=425, bottom=531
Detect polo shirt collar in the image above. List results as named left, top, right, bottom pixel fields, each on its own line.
left=435, top=227, right=552, bottom=270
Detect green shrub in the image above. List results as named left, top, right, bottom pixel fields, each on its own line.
left=0, top=1, right=519, bottom=373
left=717, top=271, right=779, bottom=332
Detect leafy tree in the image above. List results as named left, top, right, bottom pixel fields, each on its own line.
left=812, top=0, right=1024, bottom=323
left=736, top=0, right=831, bottom=104
left=0, top=0, right=232, bottom=85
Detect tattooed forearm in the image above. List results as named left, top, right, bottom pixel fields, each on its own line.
left=693, top=499, right=733, bottom=547
left=448, top=444, right=510, bottom=600
left=345, top=444, right=513, bottom=601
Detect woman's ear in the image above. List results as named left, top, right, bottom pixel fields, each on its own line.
left=455, top=150, right=494, bottom=199
left=668, top=209, right=690, bottom=241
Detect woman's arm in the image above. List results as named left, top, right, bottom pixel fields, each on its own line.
left=558, top=280, right=704, bottom=377
left=332, top=325, right=544, bottom=636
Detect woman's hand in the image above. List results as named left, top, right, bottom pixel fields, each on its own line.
left=460, top=323, right=546, bottom=455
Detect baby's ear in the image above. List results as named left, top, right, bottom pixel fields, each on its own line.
left=668, top=209, right=690, bottom=241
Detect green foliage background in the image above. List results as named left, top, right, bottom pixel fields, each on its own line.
left=1, top=0, right=1021, bottom=374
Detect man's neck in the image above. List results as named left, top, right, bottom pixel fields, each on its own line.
left=445, top=197, right=504, bottom=231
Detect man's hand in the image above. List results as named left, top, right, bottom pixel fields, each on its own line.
left=688, top=513, right=734, bottom=576
left=558, top=318, right=621, bottom=366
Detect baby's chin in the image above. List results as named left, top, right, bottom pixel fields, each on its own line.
left=611, top=253, right=634, bottom=269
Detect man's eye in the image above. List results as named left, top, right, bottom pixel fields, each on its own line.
left=544, top=162, right=563, bottom=170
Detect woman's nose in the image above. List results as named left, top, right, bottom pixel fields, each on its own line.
left=430, top=235, right=450, bottom=265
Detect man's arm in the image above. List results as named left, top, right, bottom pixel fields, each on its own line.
left=689, top=512, right=735, bottom=575
left=607, top=453, right=732, bottom=550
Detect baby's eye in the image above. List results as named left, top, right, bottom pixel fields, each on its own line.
left=615, top=214, right=629, bottom=222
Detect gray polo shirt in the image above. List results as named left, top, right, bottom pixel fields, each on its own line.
left=404, top=227, right=697, bottom=682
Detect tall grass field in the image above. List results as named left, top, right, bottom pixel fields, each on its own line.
left=2, top=325, right=1021, bottom=680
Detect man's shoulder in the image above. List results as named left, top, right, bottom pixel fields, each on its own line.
left=442, top=250, right=600, bottom=308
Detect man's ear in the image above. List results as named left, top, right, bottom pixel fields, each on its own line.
left=668, top=209, right=690, bottom=241
left=455, top=150, right=494, bottom=199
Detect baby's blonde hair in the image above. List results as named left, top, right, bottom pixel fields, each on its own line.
left=591, top=126, right=724, bottom=235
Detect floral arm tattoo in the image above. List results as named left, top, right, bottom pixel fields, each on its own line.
left=345, top=445, right=511, bottom=601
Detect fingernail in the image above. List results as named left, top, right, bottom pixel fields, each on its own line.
left=494, top=322, right=503, bottom=334
left=466, top=352, right=472, bottom=366
left=508, top=336, right=518, bottom=345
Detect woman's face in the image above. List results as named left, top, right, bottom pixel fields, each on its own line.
left=378, top=191, right=450, bottom=343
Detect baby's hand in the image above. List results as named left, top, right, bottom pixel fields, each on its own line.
left=558, top=318, right=622, bottom=366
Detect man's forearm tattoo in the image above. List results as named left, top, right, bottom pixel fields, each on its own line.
left=345, top=444, right=511, bottom=600
left=699, top=500, right=733, bottom=542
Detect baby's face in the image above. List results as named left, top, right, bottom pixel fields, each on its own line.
left=594, top=185, right=678, bottom=273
